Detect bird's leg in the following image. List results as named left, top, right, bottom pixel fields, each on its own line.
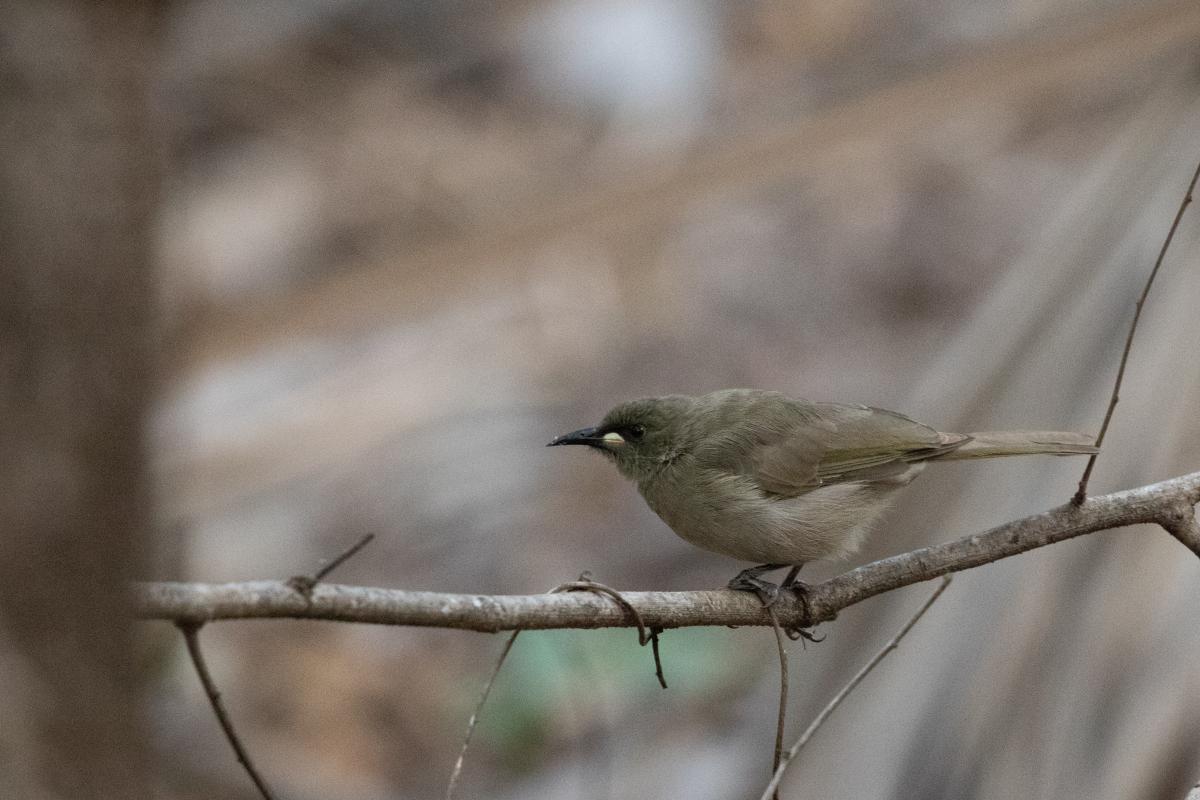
left=779, top=565, right=806, bottom=591
left=727, top=563, right=789, bottom=606
left=780, top=564, right=814, bottom=596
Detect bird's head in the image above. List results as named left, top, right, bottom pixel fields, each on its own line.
left=548, top=395, right=694, bottom=481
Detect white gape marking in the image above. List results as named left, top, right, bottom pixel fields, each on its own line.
left=603, top=431, right=625, bottom=445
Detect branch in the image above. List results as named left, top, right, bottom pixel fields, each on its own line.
left=1073, top=155, right=1200, bottom=504
left=286, top=532, right=375, bottom=598
left=179, top=532, right=376, bottom=799
left=758, top=577, right=952, bottom=800
left=137, top=471, right=1200, bottom=632
left=765, top=607, right=790, bottom=800
left=179, top=623, right=278, bottom=800
left=445, top=630, right=521, bottom=800
left=444, top=576, right=667, bottom=799
left=1160, top=501, right=1200, bottom=557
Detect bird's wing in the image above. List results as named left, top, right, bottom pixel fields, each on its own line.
left=697, top=399, right=968, bottom=498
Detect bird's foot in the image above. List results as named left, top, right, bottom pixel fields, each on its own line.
left=778, top=564, right=809, bottom=593
left=788, top=625, right=825, bottom=643
left=779, top=579, right=825, bottom=643
left=727, top=563, right=789, bottom=607
left=726, top=565, right=826, bottom=642
left=735, top=577, right=780, bottom=606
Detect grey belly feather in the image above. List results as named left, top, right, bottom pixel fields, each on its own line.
left=638, top=462, right=925, bottom=564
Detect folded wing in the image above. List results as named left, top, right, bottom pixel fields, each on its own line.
left=694, top=395, right=969, bottom=498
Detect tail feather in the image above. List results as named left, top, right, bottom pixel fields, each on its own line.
left=932, top=431, right=1098, bottom=460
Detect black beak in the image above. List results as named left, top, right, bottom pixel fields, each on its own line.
left=547, top=426, right=603, bottom=447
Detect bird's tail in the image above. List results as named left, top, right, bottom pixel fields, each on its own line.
left=932, top=431, right=1098, bottom=460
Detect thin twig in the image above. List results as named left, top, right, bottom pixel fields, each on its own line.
left=1073, top=157, right=1200, bottom=505
left=179, top=623, right=278, bottom=800
left=765, top=606, right=789, bottom=800
left=313, top=532, right=376, bottom=582
left=757, top=576, right=952, bottom=800
left=649, top=628, right=667, bottom=689
left=445, top=630, right=521, bottom=800
left=287, top=533, right=375, bottom=598
left=551, top=577, right=669, bottom=688
left=447, top=574, right=671, bottom=799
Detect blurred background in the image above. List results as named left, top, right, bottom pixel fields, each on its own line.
left=3, top=1, right=1200, bottom=798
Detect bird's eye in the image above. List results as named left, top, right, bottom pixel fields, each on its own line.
left=628, top=424, right=646, bottom=440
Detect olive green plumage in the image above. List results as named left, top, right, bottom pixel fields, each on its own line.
left=550, top=389, right=1096, bottom=569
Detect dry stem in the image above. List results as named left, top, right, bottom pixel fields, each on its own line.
left=1073, top=156, right=1200, bottom=504
left=138, top=471, right=1200, bottom=633
left=758, top=577, right=952, bottom=800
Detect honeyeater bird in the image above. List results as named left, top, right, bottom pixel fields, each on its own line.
left=549, top=389, right=1097, bottom=602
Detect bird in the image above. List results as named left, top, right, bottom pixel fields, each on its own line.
left=548, top=389, right=1097, bottom=603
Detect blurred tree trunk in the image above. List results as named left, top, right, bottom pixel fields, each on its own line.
left=0, top=3, right=160, bottom=798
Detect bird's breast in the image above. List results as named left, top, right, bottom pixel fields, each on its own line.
left=636, top=465, right=904, bottom=564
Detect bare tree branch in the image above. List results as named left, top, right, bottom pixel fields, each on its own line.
left=1160, top=501, right=1200, bottom=557
left=137, top=471, right=1200, bottom=633
left=445, top=575, right=667, bottom=799
left=445, top=630, right=521, bottom=800
left=758, top=577, right=952, bottom=800
left=286, top=532, right=375, bottom=598
left=179, top=623, right=278, bottom=800
left=310, top=532, right=376, bottom=584
left=1073, top=155, right=1200, bottom=504
left=765, top=607, right=789, bottom=800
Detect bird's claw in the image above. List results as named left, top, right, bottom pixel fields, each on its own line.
left=781, top=581, right=824, bottom=642
left=785, top=622, right=825, bottom=642
left=727, top=572, right=782, bottom=606
left=739, top=579, right=781, bottom=606
left=752, top=583, right=780, bottom=607
left=781, top=576, right=811, bottom=593
left=727, top=564, right=825, bottom=643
